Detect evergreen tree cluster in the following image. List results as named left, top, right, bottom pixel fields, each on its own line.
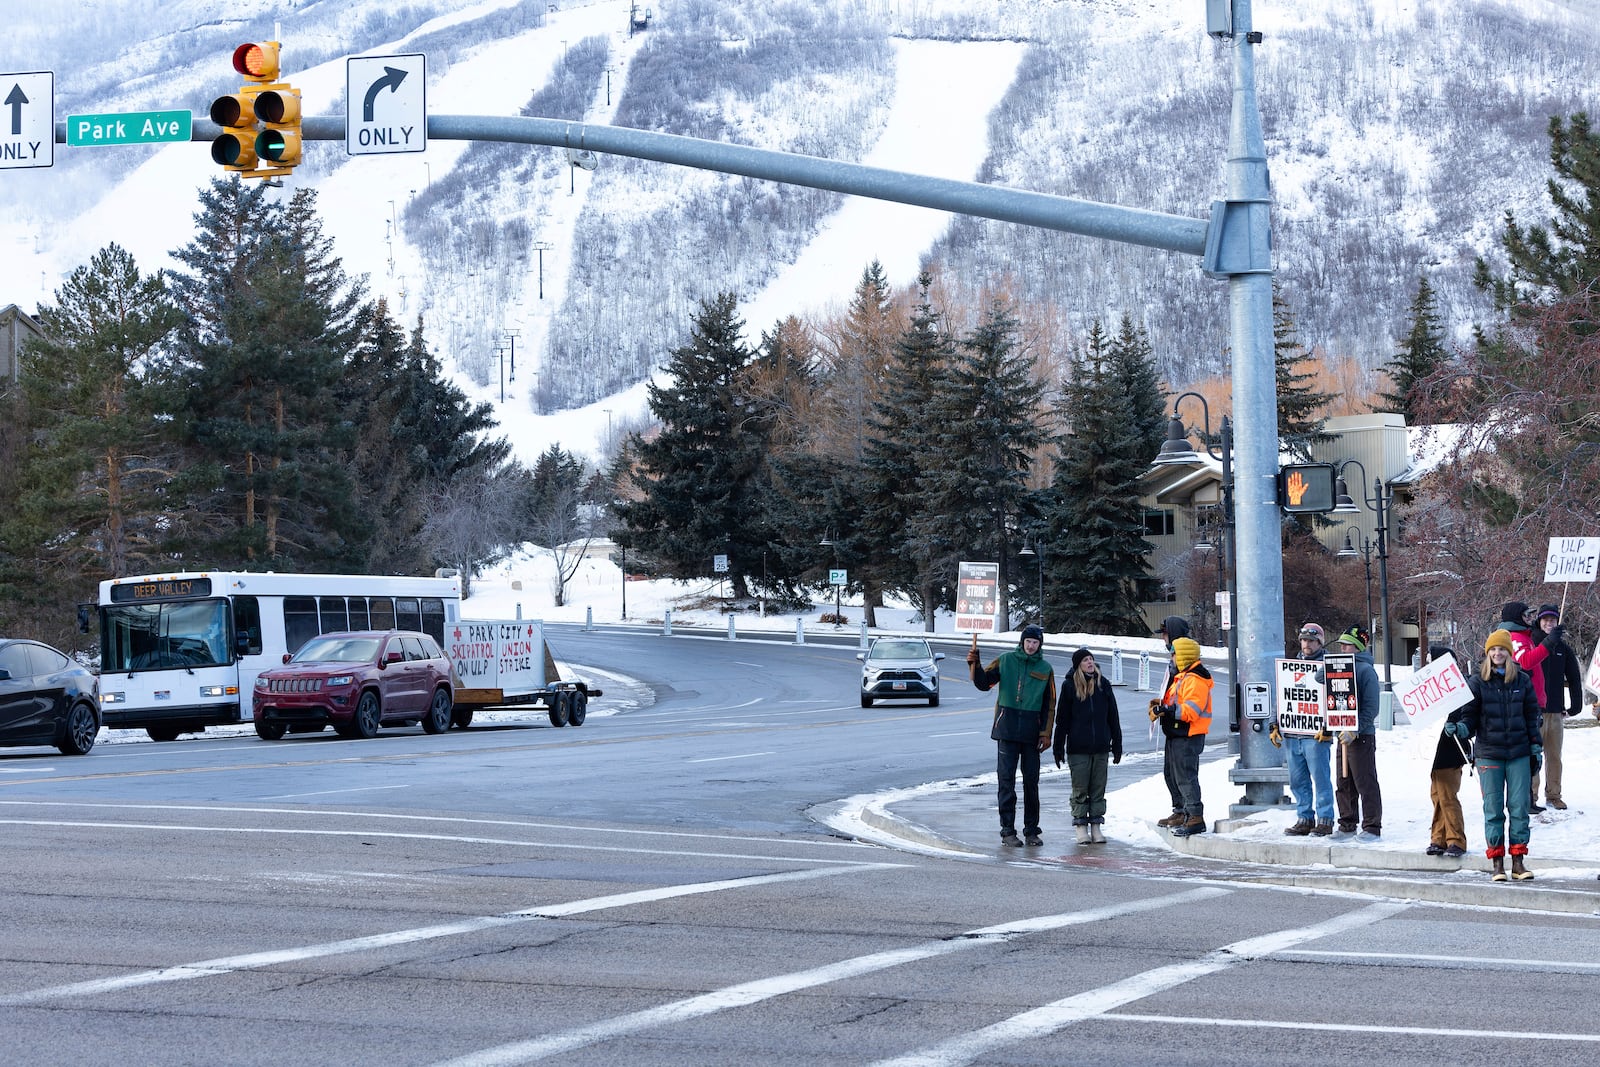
left=614, top=266, right=1172, bottom=637
left=0, top=179, right=516, bottom=645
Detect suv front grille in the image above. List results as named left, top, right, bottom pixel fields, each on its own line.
left=876, top=670, right=927, bottom=681
left=269, top=678, right=323, bottom=694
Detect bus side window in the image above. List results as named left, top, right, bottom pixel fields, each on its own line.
left=396, top=597, right=422, bottom=634
left=285, top=596, right=320, bottom=654
left=319, top=596, right=349, bottom=635
left=348, top=596, right=371, bottom=631
left=421, top=598, right=445, bottom=645
left=370, top=597, right=395, bottom=631
left=233, top=596, right=264, bottom=657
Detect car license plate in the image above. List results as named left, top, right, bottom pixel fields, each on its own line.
left=892, top=682, right=906, bottom=690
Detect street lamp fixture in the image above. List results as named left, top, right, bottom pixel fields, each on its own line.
left=819, top=533, right=843, bottom=626
left=1337, top=525, right=1376, bottom=641
left=1154, top=392, right=1237, bottom=733
left=1017, top=541, right=1045, bottom=628
left=1333, top=460, right=1395, bottom=689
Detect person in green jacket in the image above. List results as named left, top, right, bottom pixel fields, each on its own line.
left=968, top=624, right=1057, bottom=848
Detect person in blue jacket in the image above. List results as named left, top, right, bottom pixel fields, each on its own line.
left=1332, top=625, right=1383, bottom=841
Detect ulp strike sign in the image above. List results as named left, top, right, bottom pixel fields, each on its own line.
left=1275, top=658, right=1325, bottom=735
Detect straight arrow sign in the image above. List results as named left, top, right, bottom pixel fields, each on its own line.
left=0, top=70, right=54, bottom=169
left=5, top=83, right=27, bottom=135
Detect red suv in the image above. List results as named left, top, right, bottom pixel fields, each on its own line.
left=252, top=630, right=454, bottom=740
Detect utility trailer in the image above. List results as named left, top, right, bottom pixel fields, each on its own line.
left=448, top=619, right=602, bottom=728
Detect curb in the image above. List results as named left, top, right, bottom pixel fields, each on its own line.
left=858, top=804, right=985, bottom=856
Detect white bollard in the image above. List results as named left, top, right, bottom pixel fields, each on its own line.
left=664, top=609, right=672, bottom=637
left=1139, top=651, right=1151, bottom=691
left=859, top=621, right=869, bottom=649
left=1111, top=647, right=1124, bottom=685
left=585, top=606, right=593, bottom=631
left=728, top=616, right=737, bottom=641
left=794, top=617, right=806, bottom=645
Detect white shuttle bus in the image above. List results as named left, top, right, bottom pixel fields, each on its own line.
left=97, top=571, right=461, bottom=741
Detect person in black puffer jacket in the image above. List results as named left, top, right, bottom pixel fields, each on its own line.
left=1053, top=648, right=1123, bottom=845
left=1453, top=630, right=1541, bottom=881
left=1532, top=604, right=1583, bottom=810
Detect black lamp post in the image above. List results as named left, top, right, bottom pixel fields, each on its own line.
left=1337, top=526, right=1375, bottom=640
left=819, top=534, right=842, bottom=625
left=1017, top=540, right=1045, bottom=628
left=1154, top=393, right=1237, bottom=731
left=1333, top=461, right=1394, bottom=688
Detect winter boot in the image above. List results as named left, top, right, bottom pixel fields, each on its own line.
left=1490, top=856, right=1507, bottom=882
left=1172, top=815, right=1207, bottom=837
left=1311, top=820, right=1333, bottom=837
left=1157, top=809, right=1185, bottom=828
left=1283, top=819, right=1314, bottom=837
left=1089, top=820, right=1106, bottom=844
left=1074, top=821, right=1091, bottom=845
left=1511, top=855, right=1534, bottom=881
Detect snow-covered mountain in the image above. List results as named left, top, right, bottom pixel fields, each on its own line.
left=3, top=0, right=1597, bottom=466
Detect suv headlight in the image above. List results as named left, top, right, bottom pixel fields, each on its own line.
left=326, top=674, right=355, bottom=687
left=254, top=677, right=269, bottom=690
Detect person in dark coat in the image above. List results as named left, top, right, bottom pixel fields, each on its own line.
left=1532, top=604, right=1584, bottom=810
left=1423, top=646, right=1470, bottom=858
left=968, top=625, right=1056, bottom=848
left=1053, top=648, right=1122, bottom=845
left=1332, top=625, right=1383, bottom=840
left=1153, top=615, right=1190, bottom=828
left=1450, top=629, right=1541, bottom=881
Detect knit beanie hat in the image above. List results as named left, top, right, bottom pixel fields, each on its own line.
left=1172, top=637, right=1201, bottom=671
left=1484, top=630, right=1515, bottom=654
left=1537, top=603, right=1560, bottom=621
left=1071, top=648, right=1093, bottom=673
left=1335, top=625, right=1369, bottom=653
left=1020, top=624, right=1045, bottom=645
left=1500, top=601, right=1529, bottom=624
left=1297, top=623, right=1325, bottom=644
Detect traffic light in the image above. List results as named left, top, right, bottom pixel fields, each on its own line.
left=208, top=41, right=300, bottom=179
left=1278, top=462, right=1336, bottom=514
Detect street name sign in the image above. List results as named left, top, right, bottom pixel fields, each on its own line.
left=66, top=109, right=192, bottom=147
left=1, top=70, right=54, bottom=169
left=347, top=53, right=426, bottom=155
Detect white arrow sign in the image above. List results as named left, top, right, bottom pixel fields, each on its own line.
left=346, top=54, right=426, bottom=156
left=1, top=70, right=54, bottom=169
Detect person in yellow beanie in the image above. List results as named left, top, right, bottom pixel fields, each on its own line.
left=1453, top=628, right=1541, bottom=880
left=1149, top=636, right=1213, bottom=836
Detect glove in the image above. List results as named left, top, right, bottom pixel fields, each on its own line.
left=1532, top=743, right=1543, bottom=760
left=1443, top=721, right=1467, bottom=739
left=1531, top=751, right=1542, bottom=776
left=1112, top=750, right=1122, bottom=765
left=1053, top=747, right=1064, bottom=769
left=1541, top=625, right=1565, bottom=648
left=1268, top=723, right=1282, bottom=748
left=1313, top=728, right=1332, bottom=743
left=1339, top=731, right=1356, bottom=745
left=1148, top=698, right=1162, bottom=722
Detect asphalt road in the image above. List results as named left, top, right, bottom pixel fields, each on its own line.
left=2, top=625, right=1596, bottom=1065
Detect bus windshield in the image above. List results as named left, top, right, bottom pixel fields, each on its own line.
left=101, top=599, right=233, bottom=673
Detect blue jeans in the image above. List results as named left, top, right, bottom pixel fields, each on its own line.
left=1285, top=735, right=1334, bottom=822
left=1478, top=755, right=1533, bottom=856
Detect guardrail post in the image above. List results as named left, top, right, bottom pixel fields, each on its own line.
left=663, top=609, right=672, bottom=637
left=794, top=617, right=805, bottom=645
left=728, top=616, right=736, bottom=641
left=585, top=606, right=593, bottom=631
left=859, top=621, right=869, bottom=649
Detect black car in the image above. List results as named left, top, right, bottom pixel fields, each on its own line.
left=0, top=638, right=101, bottom=755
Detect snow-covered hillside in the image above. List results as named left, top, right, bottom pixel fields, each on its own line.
left=3, top=0, right=1598, bottom=467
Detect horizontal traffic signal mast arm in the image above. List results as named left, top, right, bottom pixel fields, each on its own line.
left=167, top=113, right=1210, bottom=257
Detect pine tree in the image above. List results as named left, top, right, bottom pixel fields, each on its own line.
left=4, top=244, right=183, bottom=604
left=905, top=298, right=1045, bottom=625
left=1274, top=290, right=1334, bottom=461
left=1044, top=320, right=1163, bottom=634
left=1381, top=275, right=1449, bottom=421
left=164, top=179, right=365, bottom=569
left=620, top=292, right=770, bottom=599
left=861, top=273, right=957, bottom=629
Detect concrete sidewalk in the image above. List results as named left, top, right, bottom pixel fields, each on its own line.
left=817, top=774, right=1600, bottom=916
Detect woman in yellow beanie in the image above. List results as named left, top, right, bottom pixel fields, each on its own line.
left=1450, top=629, right=1541, bottom=880
left=1151, top=637, right=1213, bottom=836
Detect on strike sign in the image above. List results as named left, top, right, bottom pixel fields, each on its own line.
left=1394, top=652, right=1472, bottom=731
left=1544, top=536, right=1600, bottom=583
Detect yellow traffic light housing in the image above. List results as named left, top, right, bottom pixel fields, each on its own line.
left=209, top=41, right=300, bottom=179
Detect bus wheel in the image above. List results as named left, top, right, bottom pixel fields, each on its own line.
left=255, top=721, right=287, bottom=741
left=147, top=726, right=182, bottom=742
left=352, top=691, right=382, bottom=739
left=548, top=691, right=570, bottom=728
left=451, top=708, right=474, bottom=729
left=569, top=690, right=587, bottom=727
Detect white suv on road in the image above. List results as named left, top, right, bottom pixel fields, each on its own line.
left=857, top=637, right=943, bottom=708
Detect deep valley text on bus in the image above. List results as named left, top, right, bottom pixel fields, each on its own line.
left=97, top=571, right=461, bottom=741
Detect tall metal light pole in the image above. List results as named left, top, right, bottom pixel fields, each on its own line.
left=1337, top=527, right=1376, bottom=640
left=1334, top=463, right=1395, bottom=689
left=1155, top=394, right=1240, bottom=738
left=1017, top=541, right=1046, bottom=628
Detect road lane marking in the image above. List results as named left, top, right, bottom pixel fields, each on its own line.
left=260, top=784, right=413, bottom=799
left=0, top=864, right=902, bottom=1008
left=427, top=887, right=1230, bottom=1066
left=1280, top=949, right=1600, bottom=973
left=0, top=800, right=878, bottom=850
left=687, top=752, right=775, bottom=763
left=871, top=901, right=1409, bottom=1067
left=1099, top=1013, right=1600, bottom=1042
